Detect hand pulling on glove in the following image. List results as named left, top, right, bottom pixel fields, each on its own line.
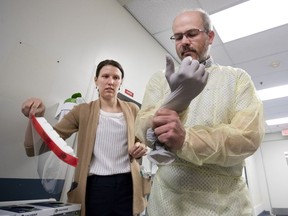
left=147, top=55, right=209, bottom=165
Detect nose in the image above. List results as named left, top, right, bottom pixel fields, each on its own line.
left=107, top=76, right=114, bottom=84
left=180, top=34, right=191, bottom=43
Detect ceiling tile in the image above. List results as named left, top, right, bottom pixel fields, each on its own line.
left=222, top=24, right=288, bottom=64
left=123, top=0, right=200, bottom=34
left=198, top=0, right=248, bottom=14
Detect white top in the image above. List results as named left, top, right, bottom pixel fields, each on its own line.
left=89, top=109, right=130, bottom=175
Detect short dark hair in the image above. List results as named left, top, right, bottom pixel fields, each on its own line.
left=95, top=59, right=124, bottom=79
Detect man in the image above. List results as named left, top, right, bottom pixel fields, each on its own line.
left=135, top=8, right=265, bottom=216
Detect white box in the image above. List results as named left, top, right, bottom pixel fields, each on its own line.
left=0, top=200, right=81, bottom=216
left=0, top=204, right=54, bottom=216
left=29, top=201, right=81, bottom=216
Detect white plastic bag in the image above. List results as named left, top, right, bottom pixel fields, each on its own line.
left=30, top=115, right=78, bottom=194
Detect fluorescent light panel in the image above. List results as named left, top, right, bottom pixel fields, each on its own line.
left=257, top=84, right=288, bottom=101
left=257, top=84, right=288, bottom=126
left=266, top=117, right=288, bottom=126
left=210, top=0, right=288, bottom=43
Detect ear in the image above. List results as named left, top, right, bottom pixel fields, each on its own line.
left=118, top=82, right=123, bottom=91
left=208, top=30, right=215, bottom=45
left=94, top=77, right=98, bottom=87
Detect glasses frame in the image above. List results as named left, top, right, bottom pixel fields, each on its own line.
left=170, top=28, right=208, bottom=41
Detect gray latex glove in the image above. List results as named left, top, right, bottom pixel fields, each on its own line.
left=162, top=55, right=209, bottom=112
left=146, top=128, right=176, bottom=165
left=146, top=55, right=209, bottom=165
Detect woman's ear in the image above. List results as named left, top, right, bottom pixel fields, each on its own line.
left=94, top=77, right=98, bottom=89
left=118, top=82, right=122, bottom=91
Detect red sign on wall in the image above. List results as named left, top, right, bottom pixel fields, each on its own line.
left=125, top=89, right=134, bottom=97
left=282, top=129, right=288, bottom=136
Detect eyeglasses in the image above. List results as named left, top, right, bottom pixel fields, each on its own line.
left=170, top=28, right=207, bottom=41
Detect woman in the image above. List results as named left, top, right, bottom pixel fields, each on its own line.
left=21, top=59, right=149, bottom=216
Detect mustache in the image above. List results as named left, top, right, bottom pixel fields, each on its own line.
left=182, top=46, right=197, bottom=53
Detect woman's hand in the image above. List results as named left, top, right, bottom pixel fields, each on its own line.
left=129, top=142, right=148, bottom=159
left=21, top=97, right=45, bottom=118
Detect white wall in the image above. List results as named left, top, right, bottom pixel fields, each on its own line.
left=246, top=148, right=271, bottom=215
left=0, top=0, right=167, bottom=179
left=246, top=133, right=288, bottom=215
left=261, top=133, right=288, bottom=213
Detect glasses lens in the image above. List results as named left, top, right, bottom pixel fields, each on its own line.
left=172, top=33, right=182, bottom=41
left=186, top=29, right=201, bottom=38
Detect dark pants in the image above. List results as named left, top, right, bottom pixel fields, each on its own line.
left=86, top=173, right=133, bottom=216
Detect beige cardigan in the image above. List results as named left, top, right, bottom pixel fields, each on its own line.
left=26, top=99, right=148, bottom=215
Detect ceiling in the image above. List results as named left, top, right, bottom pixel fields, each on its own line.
left=117, top=0, right=288, bottom=134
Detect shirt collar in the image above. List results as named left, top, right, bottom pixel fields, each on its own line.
left=200, top=56, right=214, bottom=68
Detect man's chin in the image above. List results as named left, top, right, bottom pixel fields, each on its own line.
left=181, top=53, right=197, bottom=60
left=182, top=53, right=195, bottom=59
